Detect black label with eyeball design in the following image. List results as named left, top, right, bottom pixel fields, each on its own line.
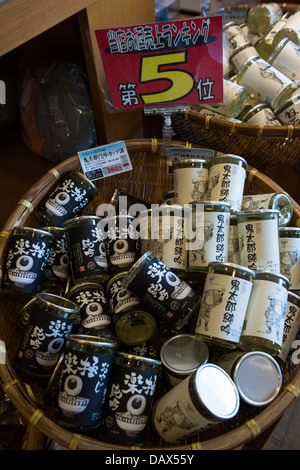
left=127, top=257, right=199, bottom=327
left=65, top=224, right=108, bottom=282
left=107, top=275, right=141, bottom=325
left=42, top=233, right=70, bottom=289
left=100, top=362, right=159, bottom=445
left=38, top=175, right=94, bottom=227
left=14, top=305, right=75, bottom=376
left=104, top=222, right=141, bottom=275
left=56, top=348, right=115, bottom=428
left=68, top=285, right=114, bottom=336
left=3, top=234, right=52, bottom=294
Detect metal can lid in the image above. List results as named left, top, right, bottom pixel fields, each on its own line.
left=207, top=261, right=256, bottom=279
left=63, top=215, right=102, bottom=229
left=189, top=201, right=231, bottom=211
left=209, top=153, right=248, bottom=169
left=66, top=333, right=118, bottom=352
left=194, top=364, right=240, bottom=419
left=160, top=334, right=209, bottom=376
left=254, top=270, right=290, bottom=287
left=233, top=351, right=282, bottom=406
left=173, top=158, right=208, bottom=168
left=113, top=350, right=161, bottom=370
left=279, top=226, right=300, bottom=236
left=237, top=209, right=280, bottom=218
left=287, top=290, right=300, bottom=307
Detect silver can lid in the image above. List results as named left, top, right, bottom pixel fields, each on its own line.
left=195, top=364, right=240, bottom=419
left=160, top=334, right=209, bottom=376
left=233, top=351, right=282, bottom=406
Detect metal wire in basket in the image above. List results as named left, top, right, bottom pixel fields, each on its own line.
left=0, top=139, right=300, bottom=450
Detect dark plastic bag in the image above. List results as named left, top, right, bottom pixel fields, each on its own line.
left=19, top=55, right=98, bottom=162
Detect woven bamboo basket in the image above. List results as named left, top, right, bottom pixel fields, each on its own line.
left=172, top=3, right=300, bottom=167
left=1, top=138, right=300, bottom=450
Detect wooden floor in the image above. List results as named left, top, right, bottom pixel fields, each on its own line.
left=1, top=128, right=300, bottom=450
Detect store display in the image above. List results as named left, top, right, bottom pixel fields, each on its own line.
left=1, top=138, right=300, bottom=450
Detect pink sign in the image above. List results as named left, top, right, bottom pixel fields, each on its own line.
left=95, top=16, right=223, bottom=111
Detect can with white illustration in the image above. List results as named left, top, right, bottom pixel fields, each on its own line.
left=194, top=262, right=255, bottom=349
left=239, top=271, right=290, bottom=356
left=152, top=363, right=239, bottom=444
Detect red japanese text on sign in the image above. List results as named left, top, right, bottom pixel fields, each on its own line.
left=94, top=16, right=223, bottom=111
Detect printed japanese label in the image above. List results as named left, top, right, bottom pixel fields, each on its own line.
left=43, top=233, right=69, bottom=288
left=231, top=46, right=257, bottom=71
left=140, top=214, right=187, bottom=271
left=241, top=279, right=288, bottom=346
left=238, top=217, right=280, bottom=272
left=279, top=237, right=300, bottom=290
left=228, top=222, right=241, bottom=265
left=3, top=234, right=52, bottom=294
left=65, top=223, right=108, bottom=282
left=239, top=58, right=292, bottom=107
left=174, top=166, right=209, bottom=204
left=15, top=306, right=75, bottom=375
left=101, top=362, right=159, bottom=445
left=188, top=210, right=230, bottom=268
left=207, top=163, right=246, bottom=212
left=40, top=175, right=93, bottom=227
left=128, top=257, right=199, bottom=326
left=241, top=194, right=274, bottom=211
left=271, top=40, right=300, bottom=80
left=56, top=348, right=114, bottom=428
left=107, top=276, right=141, bottom=324
left=279, top=297, right=300, bottom=361
left=195, top=272, right=253, bottom=343
left=276, top=99, right=300, bottom=126
left=95, top=16, right=223, bottom=111
left=68, top=286, right=113, bottom=336
left=153, top=374, right=213, bottom=443
left=78, top=141, right=132, bottom=182
left=104, top=219, right=140, bottom=275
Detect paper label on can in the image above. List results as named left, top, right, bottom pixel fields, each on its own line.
left=3, top=234, right=52, bottom=294
left=56, top=349, right=114, bottom=427
left=128, top=257, right=199, bottom=326
left=15, top=306, right=74, bottom=375
left=279, top=237, right=300, bottom=290
left=101, top=362, right=159, bottom=445
left=195, top=272, right=253, bottom=343
left=238, top=217, right=280, bottom=272
left=68, top=286, right=113, bottom=335
left=239, top=58, right=292, bottom=107
left=153, top=375, right=213, bottom=443
left=207, top=163, right=246, bottom=212
left=228, top=223, right=241, bottom=265
left=241, top=279, right=288, bottom=345
left=279, top=298, right=300, bottom=361
left=271, top=40, right=300, bottom=81
left=140, top=213, right=188, bottom=271
left=174, top=166, right=209, bottom=205
left=66, top=224, right=108, bottom=281
left=188, top=210, right=230, bottom=267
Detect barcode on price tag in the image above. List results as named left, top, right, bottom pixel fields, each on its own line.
left=78, top=141, right=132, bottom=181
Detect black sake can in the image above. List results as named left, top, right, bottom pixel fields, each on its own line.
left=99, top=351, right=161, bottom=446
left=2, top=227, right=54, bottom=296
left=36, top=171, right=97, bottom=227
left=55, top=334, right=118, bottom=431
left=14, top=292, right=80, bottom=377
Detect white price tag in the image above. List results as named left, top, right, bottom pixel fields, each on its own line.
left=78, top=141, right=132, bottom=181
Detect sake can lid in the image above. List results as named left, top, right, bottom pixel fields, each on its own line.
left=233, top=351, right=282, bottom=406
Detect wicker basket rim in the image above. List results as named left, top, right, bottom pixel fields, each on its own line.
left=0, top=138, right=300, bottom=450
left=186, top=109, right=300, bottom=138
